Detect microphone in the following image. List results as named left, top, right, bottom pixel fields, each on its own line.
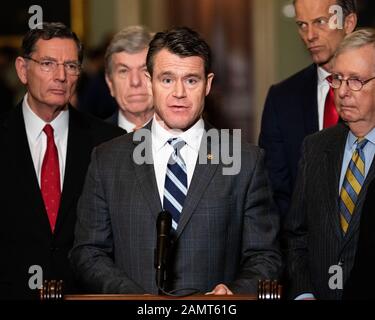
left=155, top=211, right=172, bottom=294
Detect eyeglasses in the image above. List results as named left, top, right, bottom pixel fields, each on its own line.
left=24, top=57, right=81, bottom=76
left=330, top=75, right=375, bottom=91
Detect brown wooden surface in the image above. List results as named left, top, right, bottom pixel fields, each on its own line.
left=40, top=280, right=282, bottom=300
left=63, top=294, right=257, bottom=301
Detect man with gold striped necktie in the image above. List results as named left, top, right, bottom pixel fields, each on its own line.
left=284, top=29, right=375, bottom=300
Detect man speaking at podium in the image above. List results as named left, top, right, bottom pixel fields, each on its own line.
left=71, top=27, right=282, bottom=295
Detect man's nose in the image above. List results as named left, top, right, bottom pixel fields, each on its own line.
left=337, top=80, right=351, bottom=98
left=172, top=79, right=186, bottom=98
left=307, top=25, right=318, bottom=42
left=54, top=63, right=67, bottom=82
left=130, top=70, right=142, bottom=87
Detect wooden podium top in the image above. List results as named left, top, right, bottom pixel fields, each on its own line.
left=63, top=294, right=257, bottom=301
left=40, top=280, right=282, bottom=300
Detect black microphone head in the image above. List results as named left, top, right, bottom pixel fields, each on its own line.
left=157, top=211, right=172, bottom=235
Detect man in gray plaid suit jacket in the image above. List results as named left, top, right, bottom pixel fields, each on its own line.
left=70, top=27, right=282, bottom=295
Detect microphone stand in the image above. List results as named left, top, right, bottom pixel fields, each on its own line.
left=155, top=211, right=172, bottom=295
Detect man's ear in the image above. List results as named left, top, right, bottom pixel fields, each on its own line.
left=15, top=56, right=28, bottom=85
left=105, top=73, right=115, bottom=97
left=205, top=73, right=214, bottom=96
left=344, top=13, right=357, bottom=35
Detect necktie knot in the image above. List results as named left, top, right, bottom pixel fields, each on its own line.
left=356, top=138, right=368, bottom=151
left=168, top=138, right=186, bottom=154
left=323, top=75, right=339, bottom=129
left=43, top=124, right=54, bottom=139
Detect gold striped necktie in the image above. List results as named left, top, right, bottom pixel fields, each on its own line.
left=339, top=138, right=368, bottom=234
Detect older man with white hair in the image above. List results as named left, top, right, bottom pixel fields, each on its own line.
left=105, top=26, right=154, bottom=132
left=285, top=28, right=375, bottom=300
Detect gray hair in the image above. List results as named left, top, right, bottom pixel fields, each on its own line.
left=105, top=25, right=153, bottom=75
left=22, top=22, right=83, bottom=64
left=334, top=28, right=375, bottom=58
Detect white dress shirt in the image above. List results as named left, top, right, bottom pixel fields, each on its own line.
left=152, top=116, right=205, bottom=205
left=317, top=66, right=332, bottom=130
left=22, top=94, right=69, bottom=190
left=118, top=111, right=151, bottom=132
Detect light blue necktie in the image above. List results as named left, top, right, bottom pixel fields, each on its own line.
left=163, top=138, right=187, bottom=230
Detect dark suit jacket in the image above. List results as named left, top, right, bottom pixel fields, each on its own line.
left=259, top=64, right=318, bottom=218
left=0, top=102, right=124, bottom=300
left=77, top=69, right=118, bottom=120
left=343, top=178, right=375, bottom=300
left=70, top=122, right=283, bottom=295
left=284, top=123, right=375, bottom=300
left=105, top=111, right=119, bottom=127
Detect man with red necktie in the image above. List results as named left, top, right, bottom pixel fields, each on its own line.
left=0, top=22, right=124, bottom=300
left=285, top=28, right=375, bottom=300
left=259, top=0, right=357, bottom=218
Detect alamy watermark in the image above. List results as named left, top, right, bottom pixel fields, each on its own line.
left=28, top=265, right=43, bottom=290
left=28, top=5, right=43, bottom=29
left=329, top=5, right=344, bottom=30
left=133, top=128, right=242, bottom=176
left=328, top=264, right=343, bottom=290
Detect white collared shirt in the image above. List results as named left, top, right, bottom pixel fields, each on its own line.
left=118, top=111, right=152, bottom=132
left=317, top=66, right=332, bottom=130
left=152, top=115, right=205, bottom=205
left=22, top=93, right=69, bottom=190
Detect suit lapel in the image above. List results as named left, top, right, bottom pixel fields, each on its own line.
left=323, top=123, right=349, bottom=241
left=107, top=111, right=121, bottom=129
left=54, top=107, right=92, bottom=233
left=134, top=161, right=163, bottom=218
left=303, top=64, right=319, bottom=135
left=132, top=122, right=163, bottom=218
left=176, top=160, right=219, bottom=238
left=344, top=150, right=375, bottom=243
left=6, top=104, right=52, bottom=234
left=175, top=125, right=219, bottom=238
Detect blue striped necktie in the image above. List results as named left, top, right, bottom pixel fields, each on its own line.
left=339, top=138, right=368, bottom=234
left=163, top=138, right=187, bottom=230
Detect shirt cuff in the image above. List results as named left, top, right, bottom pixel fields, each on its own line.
left=295, top=293, right=315, bottom=300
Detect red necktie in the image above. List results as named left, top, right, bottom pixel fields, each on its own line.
left=323, top=76, right=339, bottom=129
left=41, top=124, right=61, bottom=232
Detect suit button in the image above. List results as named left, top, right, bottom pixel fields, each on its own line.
left=50, top=247, right=59, bottom=252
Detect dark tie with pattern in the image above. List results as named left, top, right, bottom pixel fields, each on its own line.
left=163, top=138, right=187, bottom=230
left=41, top=124, right=61, bottom=232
